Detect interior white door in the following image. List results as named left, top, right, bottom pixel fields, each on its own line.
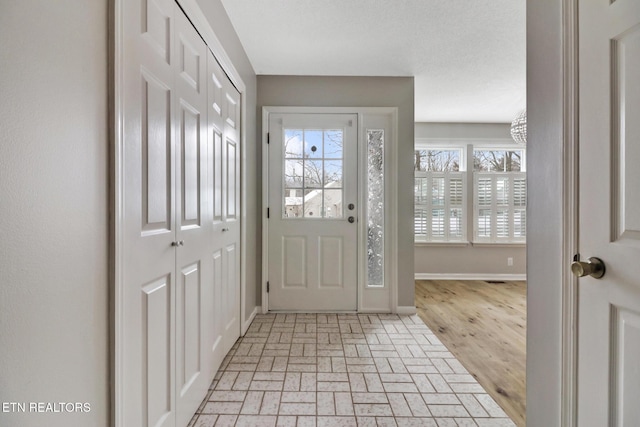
left=577, top=0, right=640, bottom=425
left=173, top=10, right=211, bottom=427
left=268, top=113, right=358, bottom=311
left=121, top=1, right=242, bottom=426
left=208, top=51, right=242, bottom=355
left=121, top=0, right=177, bottom=425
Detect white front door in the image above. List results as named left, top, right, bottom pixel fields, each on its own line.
left=577, top=0, right=640, bottom=424
left=267, top=113, right=358, bottom=311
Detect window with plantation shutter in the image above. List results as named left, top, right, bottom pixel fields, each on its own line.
left=473, top=147, right=526, bottom=243
left=414, top=148, right=466, bottom=242
left=414, top=144, right=526, bottom=245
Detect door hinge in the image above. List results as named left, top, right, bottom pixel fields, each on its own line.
left=267, top=281, right=270, bottom=293
left=267, top=133, right=270, bottom=144
left=267, top=207, right=270, bottom=218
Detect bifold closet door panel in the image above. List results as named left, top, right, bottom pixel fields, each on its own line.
left=221, top=78, right=241, bottom=355
left=121, top=0, right=177, bottom=426
left=208, top=50, right=242, bottom=357
left=173, top=8, right=214, bottom=427
left=207, top=50, right=227, bottom=377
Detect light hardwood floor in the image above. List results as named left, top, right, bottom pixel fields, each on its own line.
left=415, top=279, right=526, bottom=426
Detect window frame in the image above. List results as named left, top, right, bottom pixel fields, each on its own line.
left=414, top=143, right=467, bottom=244
left=471, top=145, right=527, bottom=244
left=414, top=145, right=467, bottom=173
left=472, top=146, right=527, bottom=173
left=413, top=140, right=527, bottom=246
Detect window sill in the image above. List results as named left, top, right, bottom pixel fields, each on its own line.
left=471, top=241, right=526, bottom=248
left=413, top=240, right=526, bottom=248
left=414, top=241, right=470, bottom=248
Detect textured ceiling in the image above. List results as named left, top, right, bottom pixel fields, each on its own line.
left=221, top=0, right=526, bottom=123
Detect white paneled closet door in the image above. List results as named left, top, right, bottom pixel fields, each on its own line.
left=206, top=51, right=242, bottom=372
left=173, top=10, right=212, bottom=427
left=219, top=59, right=241, bottom=356
left=120, top=1, right=241, bottom=426
left=122, top=0, right=177, bottom=425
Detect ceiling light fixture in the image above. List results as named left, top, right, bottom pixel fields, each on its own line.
left=510, top=109, right=527, bottom=145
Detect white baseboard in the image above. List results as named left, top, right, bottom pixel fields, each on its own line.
left=241, top=306, right=260, bottom=335
left=415, top=273, right=526, bottom=281
left=396, top=306, right=417, bottom=315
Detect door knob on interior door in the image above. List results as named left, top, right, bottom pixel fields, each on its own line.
left=348, top=216, right=355, bottom=223
left=571, top=257, right=605, bottom=279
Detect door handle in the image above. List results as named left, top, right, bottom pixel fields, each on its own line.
left=348, top=216, right=355, bottom=223
left=171, top=240, right=184, bottom=247
left=221, top=228, right=229, bottom=232
left=571, top=257, right=605, bottom=279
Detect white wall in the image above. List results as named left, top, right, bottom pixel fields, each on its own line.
left=415, top=122, right=517, bottom=140
left=415, top=245, right=526, bottom=277
left=414, top=122, right=526, bottom=278
left=0, top=2, right=258, bottom=426
left=196, top=0, right=259, bottom=324
left=0, top=1, right=109, bottom=426
left=257, top=76, right=416, bottom=307
left=527, top=0, right=565, bottom=424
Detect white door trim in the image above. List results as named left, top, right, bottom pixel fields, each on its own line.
left=528, top=0, right=580, bottom=423
left=112, top=1, right=248, bottom=425
left=261, top=106, right=399, bottom=313
left=112, top=4, right=125, bottom=426
left=561, top=0, right=579, bottom=424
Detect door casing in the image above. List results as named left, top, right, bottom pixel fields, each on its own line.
left=559, top=0, right=579, bottom=424
left=261, top=106, right=399, bottom=313
left=528, top=0, right=580, bottom=425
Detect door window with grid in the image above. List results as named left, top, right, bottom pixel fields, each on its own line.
left=283, top=129, right=344, bottom=219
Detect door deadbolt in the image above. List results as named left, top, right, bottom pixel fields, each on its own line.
left=348, top=203, right=355, bottom=210
left=571, top=257, right=605, bottom=279
left=348, top=216, right=355, bottom=223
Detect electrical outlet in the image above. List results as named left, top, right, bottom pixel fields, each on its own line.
left=507, top=257, right=514, bottom=267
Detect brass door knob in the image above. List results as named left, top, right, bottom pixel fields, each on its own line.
left=571, top=257, right=605, bottom=279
